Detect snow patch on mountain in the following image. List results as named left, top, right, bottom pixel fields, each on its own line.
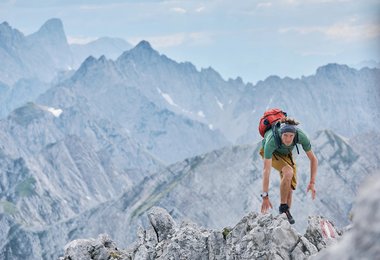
left=197, top=110, right=205, bottom=118
left=38, top=104, right=63, bottom=117
left=215, top=97, right=224, bottom=110
left=157, top=87, right=178, bottom=107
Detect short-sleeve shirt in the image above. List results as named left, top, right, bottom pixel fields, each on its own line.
left=261, top=128, right=312, bottom=159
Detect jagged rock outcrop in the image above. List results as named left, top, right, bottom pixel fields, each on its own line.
left=312, top=175, right=380, bottom=259
left=60, top=207, right=340, bottom=259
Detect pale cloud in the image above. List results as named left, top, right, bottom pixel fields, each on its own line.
left=79, top=4, right=104, bottom=10
left=299, top=51, right=337, bottom=57
left=279, top=21, right=380, bottom=41
left=129, top=33, right=186, bottom=48
left=279, top=26, right=321, bottom=34
left=311, top=0, right=353, bottom=2
left=282, top=0, right=298, bottom=5
left=128, top=31, right=213, bottom=48
left=188, top=32, right=213, bottom=46
left=195, top=6, right=205, bottom=12
left=256, top=2, right=273, bottom=8
left=325, top=23, right=380, bottom=40
left=78, top=3, right=128, bottom=10
left=67, top=36, right=98, bottom=44
left=281, top=0, right=352, bottom=4
left=170, top=7, right=187, bottom=14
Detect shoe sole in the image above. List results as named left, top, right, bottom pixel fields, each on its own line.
left=282, top=212, right=295, bottom=224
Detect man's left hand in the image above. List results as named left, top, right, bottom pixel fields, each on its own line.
left=307, top=182, right=316, bottom=200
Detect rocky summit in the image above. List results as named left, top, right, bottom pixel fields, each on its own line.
left=60, top=207, right=340, bottom=260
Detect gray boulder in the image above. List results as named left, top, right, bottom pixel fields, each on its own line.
left=60, top=234, right=121, bottom=260
left=312, top=175, right=380, bottom=259
left=148, top=206, right=176, bottom=242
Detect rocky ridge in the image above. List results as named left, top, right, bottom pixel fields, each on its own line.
left=60, top=207, right=340, bottom=260
left=60, top=172, right=380, bottom=260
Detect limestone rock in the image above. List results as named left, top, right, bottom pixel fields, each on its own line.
left=61, top=208, right=342, bottom=260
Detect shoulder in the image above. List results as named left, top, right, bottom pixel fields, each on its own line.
left=263, top=130, right=277, bottom=150
left=296, top=128, right=312, bottom=151
left=263, top=130, right=277, bottom=158
left=296, top=128, right=310, bottom=140
left=264, top=129, right=275, bottom=144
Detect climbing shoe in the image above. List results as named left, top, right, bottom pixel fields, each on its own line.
left=279, top=204, right=295, bottom=224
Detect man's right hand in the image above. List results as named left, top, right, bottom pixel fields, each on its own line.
left=261, top=197, right=273, bottom=213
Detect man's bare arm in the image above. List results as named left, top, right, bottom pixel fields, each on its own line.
left=306, top=150, right=318, bottom=199
left=262, top=158, right=272, bottom=192
left=261, top=158, right=273, bottom=213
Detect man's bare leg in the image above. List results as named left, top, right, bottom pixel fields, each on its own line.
left=287, top=189, right=293, bottom=208
left=280, top=165, right=293, bottom=204
left=279, top=165, right=295, bottom=224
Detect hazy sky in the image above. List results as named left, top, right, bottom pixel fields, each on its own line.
left=1, top=0, right=379, bottom=84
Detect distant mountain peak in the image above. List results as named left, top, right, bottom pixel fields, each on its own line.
left=129, top=40, right=160, bottom=58
left=87, top=36, right=132, bottom=50
left=265, top=75, right=282, bottom=82
left=30, top=18, right=67, bottom=45
left=134, top=40, right=154, bottom=51
left=9, top=102, right=50, bottom=126
left=0, top=21, right=18, bottom=35
left=116, top=40, right=160, bottom=65
left=0, top=21, right=11, bottom=29
left=315, top=63, right=355, bottom=78
left=0, top=21, right=25, bottom=47
left=315, top=129, right=350, bottom=146
left=38, top=18, right=64, bottom=33
left=200, top=66, right=223, bottom=81
left=71, top=55, right=99, bottom=80
left=71, top=55, right=119, bottom=83
left=314, top=129, right=359, bottom=167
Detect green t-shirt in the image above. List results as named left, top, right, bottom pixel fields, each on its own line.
left=261, top=128, right=312, bottom=159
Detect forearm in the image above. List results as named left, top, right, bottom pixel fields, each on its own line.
left=310, top=157, right=318, bottom=183
left=306, top=150, right=318, bottom=184
left=262, top=158, right=272, bottom=192
left=262, top=168, right=271, bottom=192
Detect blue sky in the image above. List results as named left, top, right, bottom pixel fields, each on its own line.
left=1, top=0, right=379, bottom=84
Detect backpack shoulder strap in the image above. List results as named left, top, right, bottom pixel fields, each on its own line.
left=294, top=131, right=300, bottom=154
left=272, top=122, right=282, bottom=149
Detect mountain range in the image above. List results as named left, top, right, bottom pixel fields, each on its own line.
left=0, top=18, right=132, bottom=118
left=0, top=18, right=379, bottom=259
left=0, top=125, right=376, bottom=259
left=35, top=39, right=380, bottom=163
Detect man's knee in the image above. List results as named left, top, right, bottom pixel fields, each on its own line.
left=282, top=165, right=294, bottom=180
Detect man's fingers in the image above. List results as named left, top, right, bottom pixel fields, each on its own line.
left=261, top=200, right=273, bottom=213
left=307, top=187, right=316, bottom=200
left=261, top=203, right=266, bottom=213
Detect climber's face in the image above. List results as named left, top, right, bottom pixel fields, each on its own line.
left=281, top=132, right=295, bottom=146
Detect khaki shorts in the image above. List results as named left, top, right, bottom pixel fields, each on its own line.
left=260, top=148, right=297, bottom=190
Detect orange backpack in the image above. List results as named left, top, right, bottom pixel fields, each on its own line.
left=258, top=108, right=287, bottom=137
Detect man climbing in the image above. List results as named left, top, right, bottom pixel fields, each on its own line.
left=259, top=111, right=318, bottom=224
